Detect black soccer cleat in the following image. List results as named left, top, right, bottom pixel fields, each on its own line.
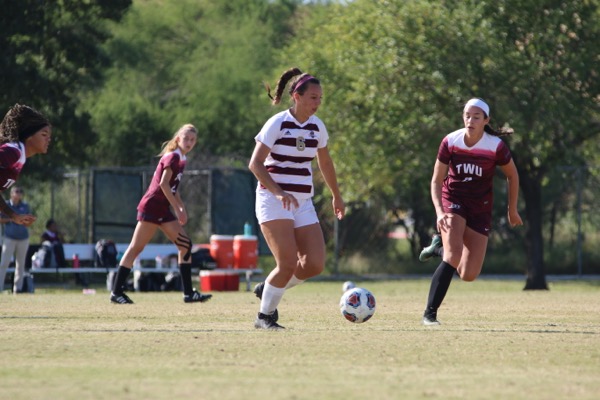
left=253, top=281, right=265, bottom=298
left=110, top=292, right=134, bottom=304
left=254, top=312, right=285, bottom=330
left=184, top=290, right=212, bottom=303
left=419, top=234, right=443, bottom=262
left=422, top=310, right=441, bottom=326
left=253, top=282, right=279, bottom=322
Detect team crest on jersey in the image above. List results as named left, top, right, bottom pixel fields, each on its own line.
left=309, top=131, right=315, bottom=138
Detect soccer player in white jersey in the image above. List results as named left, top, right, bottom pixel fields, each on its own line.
left=248, top=67, right=345, bottom=330
left=420, top=98, right=523, bottom=326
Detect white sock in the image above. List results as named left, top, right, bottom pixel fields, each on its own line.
left=260, top=282, right=286, bottom=315
left=285, top=275, right=305, bottom=290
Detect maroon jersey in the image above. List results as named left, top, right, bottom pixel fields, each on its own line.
left=438, top=129, right=512, bottom=212
left=0, top=143, right=26, bottom=192
left=137, top=149, right=186, bottom=218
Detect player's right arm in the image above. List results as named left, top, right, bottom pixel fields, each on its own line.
left=431, top=159, right=449, bottom=232
left=248, top=140, right=299, bottom=210
left=159, top=167, right=187, bottom=225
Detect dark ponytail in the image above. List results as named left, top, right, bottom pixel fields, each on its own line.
left=264, top=67, right=320, bottom=105
left=484, top=123, right=514, bottom=137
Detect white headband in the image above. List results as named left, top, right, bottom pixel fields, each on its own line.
left=464, top=98, right=490, bottom=117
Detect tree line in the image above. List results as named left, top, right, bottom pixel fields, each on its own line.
left=2, top=0, right=599, bottom=289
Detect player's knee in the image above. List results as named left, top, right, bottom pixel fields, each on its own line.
left=275, top=265, right=296, bottom=282
left=445, top=254, right=462, bottom=270
left=460, top=273, right=477, bottom=282
left=177, top=242, right=191, bottom=253
left=175, top=233, right=192, bottom=261
left=275, top=256, right=297, bottom=274
left=299, top=259, right=324, bottom=278
left=457, top=266, right=480, bottom=282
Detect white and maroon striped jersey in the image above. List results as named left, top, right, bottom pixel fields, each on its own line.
left=255, top=109, right=329, bottom=199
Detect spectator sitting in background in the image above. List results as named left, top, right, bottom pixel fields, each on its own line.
left=40, top=218, right=88, bottom=287
left=41, top=219, right=66, bottom=268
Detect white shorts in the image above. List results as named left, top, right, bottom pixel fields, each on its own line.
left=255, top=189, right=319, bottom=228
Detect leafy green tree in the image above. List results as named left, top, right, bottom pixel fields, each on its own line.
left=84, top=0, right=300, bottom=166
left=282, top=0, right=600, bottom=287
left=282, top=0, right=492, bottom=253
left=477, top=0, right=600, bottom=288
left=0, top=0, right=132, bottom=174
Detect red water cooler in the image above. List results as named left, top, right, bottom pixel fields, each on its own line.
left=233, top=235, right=258, bottom=269
left=209, top=235, right=234, bottom=269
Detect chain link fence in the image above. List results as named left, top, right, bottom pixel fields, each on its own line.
left=22, top=166, right=599, bottom=277
left=26, top=167, right=256, bottom=246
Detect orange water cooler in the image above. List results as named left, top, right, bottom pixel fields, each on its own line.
left=233, top=235, right=258, bottom=269
left=209, top=235, right=234, bottom=269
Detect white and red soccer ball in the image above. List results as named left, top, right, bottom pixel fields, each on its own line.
left=339, top=287, right=376, bottom=323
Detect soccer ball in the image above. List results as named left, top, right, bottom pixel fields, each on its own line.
left=342, top=280, right=356, bottom=292
left=339, top=287, right=376, bottom=323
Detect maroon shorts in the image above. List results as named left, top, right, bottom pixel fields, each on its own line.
left=442, top=194, right=492, bottom=236
left=137, top=210, right=176, bottom=225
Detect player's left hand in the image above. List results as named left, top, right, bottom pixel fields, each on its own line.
left=176, top=207, right=188, bottom=225
left=508, top=210, right=523, bottom=227
left=436, top=213, right=449, bottom=233
left=332, top=197, right=345, bottom=220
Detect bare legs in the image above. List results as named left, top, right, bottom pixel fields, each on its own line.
left=424, top=214, right=489, bottom=323
left=111, top=220, right=209, bottom=303
left=256, top=220, right=325, bottom=324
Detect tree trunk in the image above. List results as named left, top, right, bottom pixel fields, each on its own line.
left=520, top=171, right=549, bottom=290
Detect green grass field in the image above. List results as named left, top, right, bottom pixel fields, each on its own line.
left=1, top=278, right=598, bottom=400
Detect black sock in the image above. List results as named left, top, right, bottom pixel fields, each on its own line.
left=424, top=261, right=456, bottom=316
left=179, top=263, right=193, bottom=295
left=112, top=266, right=131, bottom=294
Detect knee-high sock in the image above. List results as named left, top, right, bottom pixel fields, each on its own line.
left=179, top=263, right=193, bottom=295
left=112, top=266, right=132, bottom=294
left=425, top=261, right=455, bottom=314
left=260, top=282, right=285, bottom=315
left=285, top=275, right=305, bottom=290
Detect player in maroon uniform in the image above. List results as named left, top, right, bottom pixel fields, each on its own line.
left=0, top=104, right=51, bottom=227
left=421, top=98, right=522, bottom=325
left=110, top=124, right=212, bottom=304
